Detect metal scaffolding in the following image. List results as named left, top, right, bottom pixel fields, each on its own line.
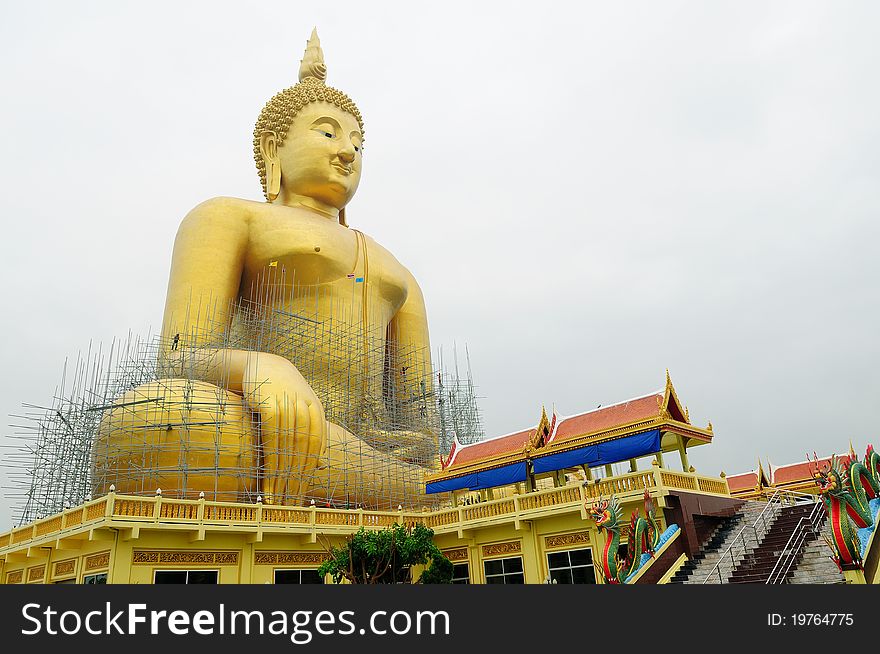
left=5, top=267, right=484, bottom=525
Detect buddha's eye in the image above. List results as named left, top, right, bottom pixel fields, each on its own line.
left=354, top=145, right=360, bottom=153
left=313, top=125, right=337, bottom=139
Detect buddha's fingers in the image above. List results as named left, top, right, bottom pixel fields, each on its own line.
left=276, top=392, right=293, bottom=502
left=308, top=400, right=325, bottom=458
left=290, top=395, right=311, bottom=499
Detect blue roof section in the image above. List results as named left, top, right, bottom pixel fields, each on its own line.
left=425, top=462, right=528, bottom=494
left=532, top=429, right=661, bottom=474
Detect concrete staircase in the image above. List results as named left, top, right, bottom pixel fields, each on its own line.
left=668, top=501, right=769, bottom=584
left=787, top=529, right=846, bottom=584
left=728, top=504, right=817, bottom=583
left=669, top=495, right=846, bottom=585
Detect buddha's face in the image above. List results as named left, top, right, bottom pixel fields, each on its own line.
left=276, top=101, right=363, bottom=210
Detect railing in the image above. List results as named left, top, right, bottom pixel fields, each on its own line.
left=702, top=490, right=784, bottom=584
left=0, top=465, right=731, bottom=553
left=766, top=495, right=825, bottom=584
left=582, top=465, right=730, bottom=503
left=702, top=490, right=816, bottom=584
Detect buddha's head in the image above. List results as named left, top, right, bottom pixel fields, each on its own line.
left=253, top=29, right=364, bottom=222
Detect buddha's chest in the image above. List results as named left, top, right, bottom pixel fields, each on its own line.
left=242, top=213, right=408, bottom=311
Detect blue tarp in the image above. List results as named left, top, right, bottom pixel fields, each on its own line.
left=426, top=462, right=528, bottom=494
left=531, top=429, right=661, bottom=474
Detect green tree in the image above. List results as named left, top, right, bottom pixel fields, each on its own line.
left=317, top=523, right=453, bottom=584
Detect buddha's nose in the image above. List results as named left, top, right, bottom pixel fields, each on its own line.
left=337, top=142, right=356, bottom=164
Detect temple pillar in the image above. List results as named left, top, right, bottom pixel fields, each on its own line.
left=678, top=435, right=690, bottom=472
left=629, top=459, right=637, bottom=473
left=604, top=464, right=614, bottom=477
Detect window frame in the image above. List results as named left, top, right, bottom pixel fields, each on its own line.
left=546, top=547, right=596, bottom=584
left=451, top=562, right=470, bottom=584
left=273, top=568, right=324, bottom=584
left=153, top=569, right=219, bottom=584
left=482, top=556, right=525, bottom=584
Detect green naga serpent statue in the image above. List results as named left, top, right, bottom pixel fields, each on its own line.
left=590, top=490, right=661, bottom=584
left=810, top=445, right=880, bottom=569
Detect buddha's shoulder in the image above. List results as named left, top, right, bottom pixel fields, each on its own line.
left=180, top=196, right=263, bottom=226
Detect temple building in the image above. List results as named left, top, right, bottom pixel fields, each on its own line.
left=2, top=30, right=878, bottom=586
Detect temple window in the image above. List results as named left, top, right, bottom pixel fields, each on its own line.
left=547, top=548, right=596, bottom=584
left=274, top=569, right=323, bottom=584
left=153, top=570, right=218, bottom=584
left=451, top=563, right=470, bottom=584
left=82, top=573, right=107, bottom=584
left=483, top=557, right=524, bottom=584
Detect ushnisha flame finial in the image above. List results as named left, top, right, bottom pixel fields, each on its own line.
left=299, top=27, right=327, bottom=84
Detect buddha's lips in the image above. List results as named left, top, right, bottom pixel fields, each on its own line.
left=331, top=163, right=353, bottom=175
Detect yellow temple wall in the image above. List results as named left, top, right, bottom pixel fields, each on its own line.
left=2, top=509, right=639, bottom=585
left=1, top=469, right=724, bottom=585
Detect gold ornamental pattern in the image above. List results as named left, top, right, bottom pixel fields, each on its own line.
left=85, top=551, right=111, bottom=571
left=481, top=541, right=521, bottom=558
left=28, top=565, right=46, bottom=582
left=132, top=550, right=239, bottom=565
left=7, top=570, right=23, bottom=584
left=254, top=551, right=326, bottom=565
left=53, top=559, right=76, bottom=577
left=545, top=531, right=591, bottom=550
left=442, top=547, right=469, bottom=562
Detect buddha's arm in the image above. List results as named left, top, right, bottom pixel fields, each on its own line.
left=386, top=271, right=437, bottom=461
left=159, top=197, right=324, bottom=504
left=388, top=272, right=433, bottom=386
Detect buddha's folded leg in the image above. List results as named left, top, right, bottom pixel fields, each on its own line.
left=305, top=423, right=434, bottom=510
left=91, top=379, right=258, bottom=501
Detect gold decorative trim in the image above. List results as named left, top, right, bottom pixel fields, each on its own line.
left=132, top=550, right=239, bottom=566
left=53, top=559, right=76, bottom=578
left=254, top=551, right=325, bottom=566
left=481, top=541, right=521, bottom=558
left=85, top=551, right=111, bottom=571
left=428, top=412, right=713, bottom=482
left=545, top=531, right=591, bottom=550
left=27, top=565, right=46, bottom=582
left=7, top=570, right=23, bottom=584
left=442, top=547, right=469, bottom=562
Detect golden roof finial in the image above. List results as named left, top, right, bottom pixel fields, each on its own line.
left=299, top=27, right=327, bottom=83
left=665, top=369, right=671, bottom=386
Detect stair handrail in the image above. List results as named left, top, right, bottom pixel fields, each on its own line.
left=701, top=489, right=784, bottom=583
left=765, top=496, right=825, bottom=584
left=701, top=489, right=818, bottom=584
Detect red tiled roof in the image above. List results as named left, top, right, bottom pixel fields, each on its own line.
left=450, top=428, right=534, bottom=467
left=553, top=393, right=663, bottom=444
left=770, top=454, right=852, bottom=486
left=445, top=391, right=665, bottom=472
left=726, top=471, right=759, bottom=493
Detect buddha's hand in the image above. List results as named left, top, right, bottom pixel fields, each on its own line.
left=242, top=354, right=326, bottom=505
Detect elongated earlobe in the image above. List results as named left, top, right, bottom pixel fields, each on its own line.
left=267, top=160, right=281, bottom=201
left=260, top=130, right=281, bottom=202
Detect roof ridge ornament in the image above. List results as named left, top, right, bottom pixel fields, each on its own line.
left=299, top=27, right=327, bottom=84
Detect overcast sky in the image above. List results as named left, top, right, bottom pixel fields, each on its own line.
left=1, top=1, right=878, bottom=528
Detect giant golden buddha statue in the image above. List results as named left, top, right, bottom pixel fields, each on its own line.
left=91, top=30, right=437, bottom=510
